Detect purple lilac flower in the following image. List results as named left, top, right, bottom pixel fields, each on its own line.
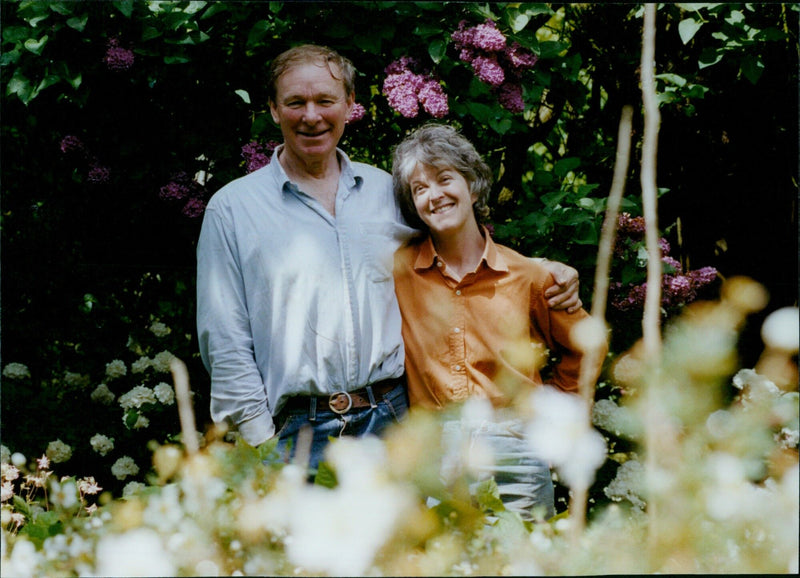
left=59, top=135, right=85, bottom=155
left=451, top=20, right=537, bottom=113
left=659, top=237, right=671, bottom=255
left=471, top=55, right=505, bottom=86
left=663, top=275, right=696, bottom=307
left=497, top=82, right=525, bottom=113
left=87, top=163, right=110, bottom=184
left=662, top=255, right=683, bottom=274
left=418, top=81, right=449, bottom=118
left=159, top=179, right=192, bottom=202
left=503, top=42, right=539, bottom=72
left=182, top=196, right=206, bottom=218
left=104, top=38, right=134, bottom=72
left=617, top=213, right=646, bottom=239
left=452, top=19, right=507, bottom=53
left=347, top=102, right=366, bottom=123
left=241, top=141, right=270, bottom=174
left=687, top=266, right=718, bottom=289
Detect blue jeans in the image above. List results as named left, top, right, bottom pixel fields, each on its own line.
left=273, top=383, right=408, bottom=473
left=441, top=417, right=555, bottom=522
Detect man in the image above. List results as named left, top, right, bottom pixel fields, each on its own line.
left=196, top=45, right=581, bottom=472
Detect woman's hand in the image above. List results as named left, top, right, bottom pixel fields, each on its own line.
left=538, top=259, right=582, bottom=313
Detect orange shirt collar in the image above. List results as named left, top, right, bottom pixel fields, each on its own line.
left=413, top=226, right=510, bottom=274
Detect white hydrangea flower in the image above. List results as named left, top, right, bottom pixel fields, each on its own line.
left=90, top=383, right=115, bottom=405
left=46, top=440, right=72, bottom=463
left=104, top=359, right=127, bottom=380
left=3, top=537, right=44, bottom=578
left=130, top=414, right=150, bottom=430
left=151, top=350, right=176, bottom=373
left=130, top=356, right=151, bottom=374
left=49, top=478, right=79, bottom=509
left=148, top=321, right=171, bottom=338
left=1, top=445, right=10, bottom=463
left=525, top=386, right=607, bottom=490
left=118, top=385, right=156, bottom=410
left=1, top=463, right=20, bottom=482
left=111, top=456, right=139, bottom=481
left=154, top=382, right=175, bottom=405
left=1, top=482, right=14, bottom=502
left=775, top=427, right=799, bottom=449
left=604, top=459, right=646, bottom=509
left=591, top=398, right=641, bottom=439
left=90, top=434, right=115, bottom=456
left=2, top=363, right=30, bottom=380
left=63, top=372, right=88, bottom=387
left=94, top=528, right=176, bottom=577
left=122, top=481, right=145, bottom=498
left=761, top=306, right=800, bottom=352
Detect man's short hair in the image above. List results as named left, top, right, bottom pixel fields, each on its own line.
left=267, top=44, right=356, bottom=103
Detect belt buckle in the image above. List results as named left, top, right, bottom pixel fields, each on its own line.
left=328, top=391, right=353, bottom=415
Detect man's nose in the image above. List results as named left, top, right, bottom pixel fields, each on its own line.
left=302, top=103, right=321, bottom=123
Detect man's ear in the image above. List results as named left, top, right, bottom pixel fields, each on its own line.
left=269, top=101, right=279, bottom=124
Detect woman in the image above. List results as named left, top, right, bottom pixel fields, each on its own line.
left=392, top=123, right=607, bottom=520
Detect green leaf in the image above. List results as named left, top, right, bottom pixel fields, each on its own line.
left=508, top=10, right=530, bottom=33
left=66, top=14, right=88, bottom=32
left=112, top=0, right=134, bottom=18
left=474, top=478, right=505, bottom=512
left=234, top=89, right=251, bottom=104
left=740, top=53, right=764, bottom=84
left=678, top=18, right=703, bottom=44
left=655, top=73, right=687, bottom=87
left=23, top=34, right=48, bottom=55
left=554, top=156, right=580, bottom=178
left=164, top=54, right=190, bottom=64
left=428, top=38, right=447, bottom=64
left=2, top=26, right=31, bottom=44
left=314, top=461, right=338, bottom=488
left=247, top=19, right=271, bottom=47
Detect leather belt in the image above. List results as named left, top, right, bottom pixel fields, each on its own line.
left=280, top=376, right=405, bottom=417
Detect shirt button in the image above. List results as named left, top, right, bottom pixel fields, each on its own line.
left=455, top=290, right=462, bottom=295
left=453, top=327, right=461, bottom=333
left=454, top=365, right=462, bottom=371
left=436, top=261, right=443, bottom=268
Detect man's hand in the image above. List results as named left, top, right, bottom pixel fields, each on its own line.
left=539, top=259, right=582, bottom=313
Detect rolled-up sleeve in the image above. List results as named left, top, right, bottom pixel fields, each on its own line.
left=530, top=277, right=607, bottom=395
left=196, top=205, right=275, bottom=446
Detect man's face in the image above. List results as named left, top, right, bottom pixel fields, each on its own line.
left=270, top=62, right=353, bottom=164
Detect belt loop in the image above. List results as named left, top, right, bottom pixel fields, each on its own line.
left=366, top=385, right=378, bottom=408
left=309, top=397, right=317, bottom=422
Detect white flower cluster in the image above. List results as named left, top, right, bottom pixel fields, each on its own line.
left=130, top=350, right=176, bottom=375
left=154, top=382, right=175, bottom=405
left=118, top=385, right=156, bottom=410
left=45, top=440, right=72, bottom=464
left=148, top=321, right=171, bottom=338
left=63, top=372, right=88, bottom=387
left=89, top=434, right=114, bottom=456
left=90, top=383, right=115, bottom=405
left=604, top=459, right=646, bottom=509
left=2, top=362, right=30, bottom=380
left=104, top=360, right=127, bottom=380
left=525, top=386, right=607, bottom=490
left=110, top=456, right=139, bottom=481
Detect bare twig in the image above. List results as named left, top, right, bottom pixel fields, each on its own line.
left=170, top=357, right=199, bottom=455
left=640, top=3, right=663, bottom=358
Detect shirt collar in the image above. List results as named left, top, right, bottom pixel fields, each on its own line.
left=413, top=226, right=509, bottom=274
left=268, top=144, right=363, bottom=196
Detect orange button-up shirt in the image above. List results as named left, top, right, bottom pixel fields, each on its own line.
left=393, top=233, right=604, bottom=409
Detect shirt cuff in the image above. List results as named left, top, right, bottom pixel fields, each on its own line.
left=237, top=413, right=276, bottom=447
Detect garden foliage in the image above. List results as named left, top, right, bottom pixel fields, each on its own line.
left=0, top=2, right=798, bottom=575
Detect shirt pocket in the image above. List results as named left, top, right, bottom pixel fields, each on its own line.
left=359, top=222, right=417, bottom=283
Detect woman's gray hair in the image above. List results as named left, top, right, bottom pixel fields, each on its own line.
left=392, top=123, right=492, bottom=231
left=267, top=44, right=356, bottom=103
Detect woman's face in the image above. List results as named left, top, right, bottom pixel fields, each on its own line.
left=409, top=163, right=477, bottom=237
left=270, top=61, right=353, bottom=164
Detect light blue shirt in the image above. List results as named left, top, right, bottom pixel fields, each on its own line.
left=197, top=146, right=417, bottom=446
